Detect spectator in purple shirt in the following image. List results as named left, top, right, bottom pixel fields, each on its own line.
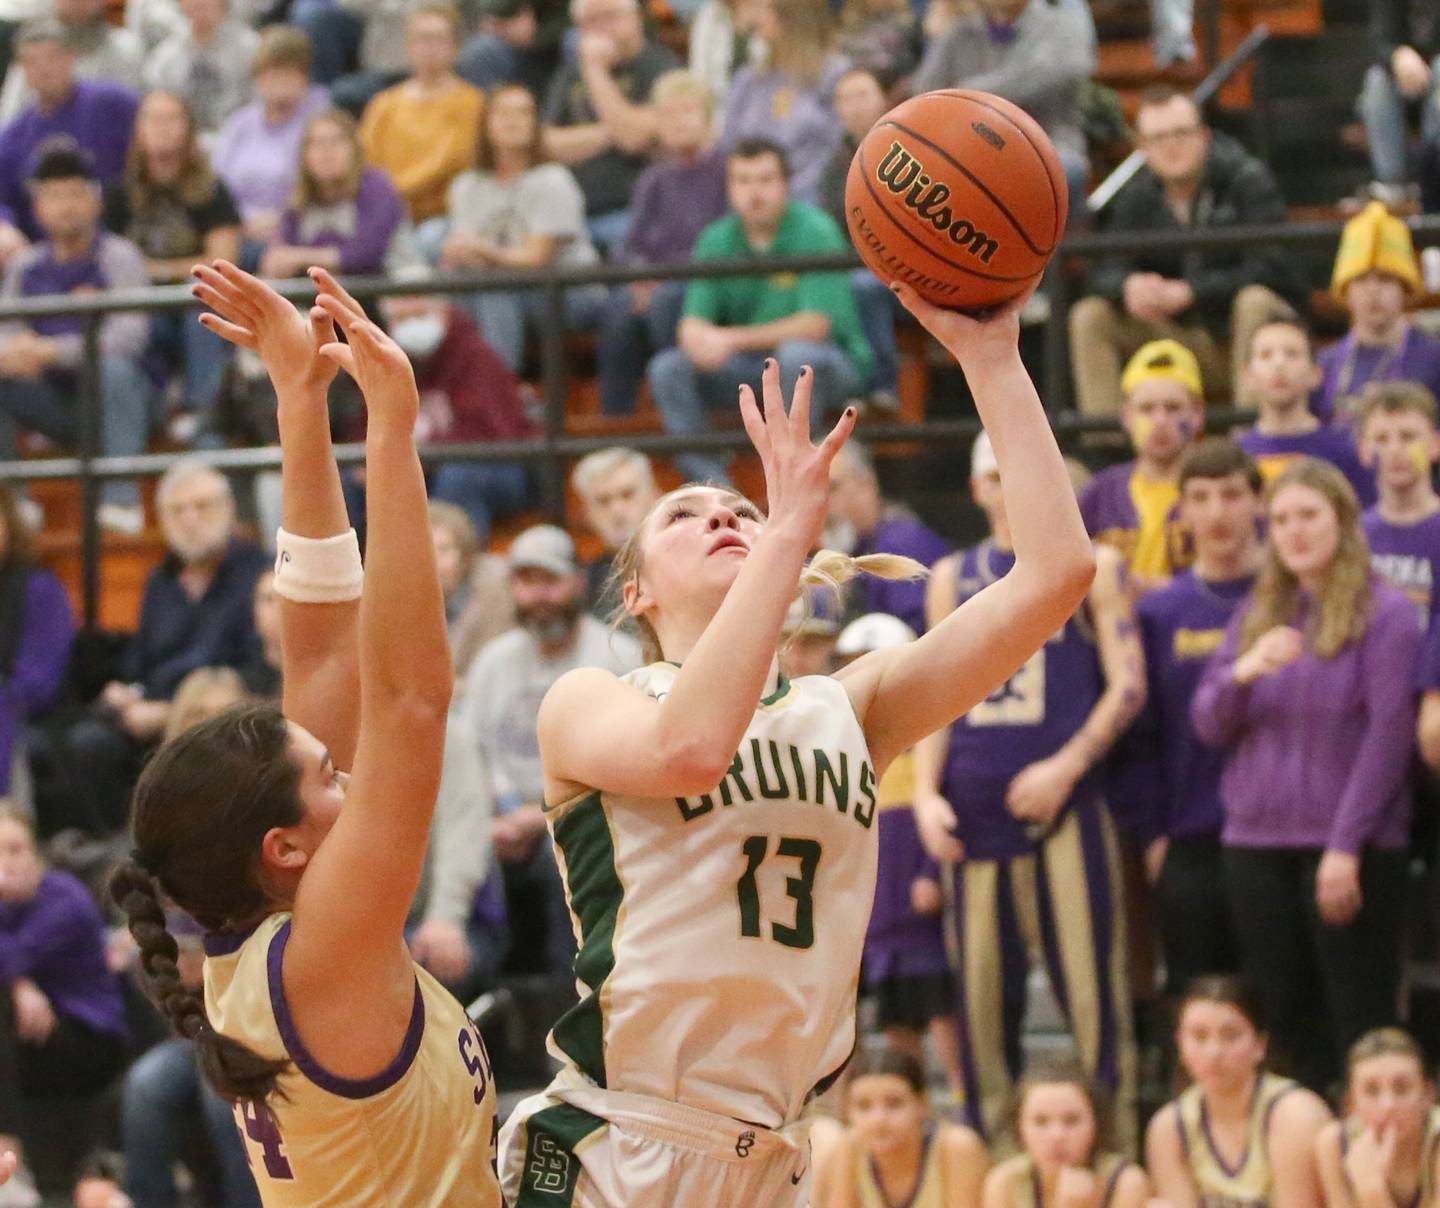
left=827, top=441, right=950, bottom=635
left=0, top=139, right=151, bottom=530
left=210, top=26, right=329, bottom=254
left=596, top=70, right=727, bottom=417
left=1315, top=202, right=1440, bottom=424
left=1193, top=457, right=1422, bottom=1092
left=259, top=108, right=410, bottom=280
left=0, top=19, right=139, bottom=250
left=0, top=482, right=73, bottom=819
left=0, top=808, right=128, bottom=1198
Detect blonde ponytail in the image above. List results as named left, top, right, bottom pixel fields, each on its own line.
left=800, top=549, right=930, bottom=594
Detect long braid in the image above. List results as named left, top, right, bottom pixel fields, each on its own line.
left=110, top=858, right=290, bottom=1104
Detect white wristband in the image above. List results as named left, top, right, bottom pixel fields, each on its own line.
left=274, top=528, right=363, bottom=603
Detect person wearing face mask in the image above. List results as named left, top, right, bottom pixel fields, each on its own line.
left=342, top=286, right=534, bottom=547
left=459, top=525, right=641, bottom=977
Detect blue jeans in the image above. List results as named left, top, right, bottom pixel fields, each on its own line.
left=586, top=209, right=631, bottom=256
left=466, top=286, right=606, bottom=374
left=1359, top=59, right=1440, bottom=184
left=850, top=269, right=899, bottom=395
left=596, top=280, right=687, bottom=416
left=0, top=354, right=151, bottom=506
left=647, top=339, right=862, bottom=484
left=146, top=309, right=231, bottom=445
left=289, top=2, right=364, bottom=83
left=122, top=1038, right=260, bottom=1208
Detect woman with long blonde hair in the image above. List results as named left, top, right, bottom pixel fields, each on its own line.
left=719, top=0, right=850, bottom=202
left=1193, top=457, right=1422, bottom=1094
left=496, top=278, right=1095, bottom=1206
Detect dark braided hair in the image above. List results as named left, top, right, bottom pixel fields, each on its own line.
left=109, top=702, right=305, bottom=1105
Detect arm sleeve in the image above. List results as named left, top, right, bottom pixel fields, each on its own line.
left=335, top=171, right=405, bottom=274
left=1327, top=596, right=1423, bottom=854
left=0, top=882, right=101, bottom=984
left=8, top=571, right=74, bottom=717
left=524, top=166, right=586, bottom=241
left=0, top=252, right=27, bottom=349
left=1189, top=614, right=1252, bottom=748
left=1371, top=0, right=1402, bottom=69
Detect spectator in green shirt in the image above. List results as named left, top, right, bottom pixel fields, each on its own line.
left=647, top=136, right=873, bottom=483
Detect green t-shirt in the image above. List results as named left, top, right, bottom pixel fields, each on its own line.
left=682, top=200, right=874, bottom=385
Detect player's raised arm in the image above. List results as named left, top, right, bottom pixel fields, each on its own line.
left=838, top=284, right=1095, bottom=773
left=191, top=261, right=361, bottom=771
left=537, top=362, right=857, bottom=801
left=284, top=268, right=452, bottom=977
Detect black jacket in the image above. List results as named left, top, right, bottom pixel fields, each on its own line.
left=1087, top=131, right=1301, bottom=332
left=1371, top=0, right=1440, bottom=70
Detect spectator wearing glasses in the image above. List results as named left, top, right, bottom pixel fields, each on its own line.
left=1069, top=87, right=1300, bottom=417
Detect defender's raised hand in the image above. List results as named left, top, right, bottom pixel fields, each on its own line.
left=311, top=266, right=418, bottom=434
left=191, top=260, right=339, bottom=400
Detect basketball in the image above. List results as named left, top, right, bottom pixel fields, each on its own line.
left=844, top=89, right=1069, bottom=312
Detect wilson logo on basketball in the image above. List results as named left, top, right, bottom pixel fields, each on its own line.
left=873, top=141, right=999, bottom=264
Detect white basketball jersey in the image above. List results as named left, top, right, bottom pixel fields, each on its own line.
left=545, top=664, right=879, bottom=1129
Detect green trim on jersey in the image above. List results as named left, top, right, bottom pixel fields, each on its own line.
left=551, top=792, right=623, bottom=1086
left=514, top=1103, right=607, bottom=1206
left=661, top=660, right=793, bottom=707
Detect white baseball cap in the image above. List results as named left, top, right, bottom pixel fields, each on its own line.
left=835, top=612, right=917, bottom=656
left=508, top=524, right=577, bottom=576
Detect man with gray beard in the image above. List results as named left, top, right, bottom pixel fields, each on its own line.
left=459, top=524, right=640, bottom=973
left=51, top=458, right=267, bottom=835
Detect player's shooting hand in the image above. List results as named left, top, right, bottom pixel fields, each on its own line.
left=312, top=266, right=419, bottom=434
left=890, top=278, right=1039, bottom=369
left=739, top=357, right=856, bottom=552
left=193, top=260, right=339, bottom=401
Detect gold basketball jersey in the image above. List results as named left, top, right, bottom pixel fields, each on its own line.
left=1341, top=1106, right=1440, bottom=1208
left=1176, top=1073, right=1300, bottom=1208
left=203, top=913, right=501, bottom=1207
left=854, top=1126, right=947, bottom=1208
left=1006, top=1152, right=1131, bottom=1208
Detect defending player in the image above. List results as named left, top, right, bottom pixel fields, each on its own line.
left=497, top=280, right=1096, bottom=1206
left=109, top=262, right=501, bottom=1207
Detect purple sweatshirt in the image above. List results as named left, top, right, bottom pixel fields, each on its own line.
left=854, top=509, right=951, bottom=635
left=720, top=56, right=849, bottom=204
left=0, top=568, right=73, bottom=792
left=0, top=869, right=127, bottom=1040
left=212, top=85, right=330, bottom=224
left=617, top=147, right=729, bottom=267
left=1129, top=570, right=1254, bottom=842
left=1191, top=580, right=1421, bottom=854
left=0, top=79, right=139, bottom=236
left=1314, top=326, right=1440, bottom=423
left=277, top=166, right=404, bottom=275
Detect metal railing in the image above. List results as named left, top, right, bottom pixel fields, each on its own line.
left=8, top=212, right=1440, bottom=623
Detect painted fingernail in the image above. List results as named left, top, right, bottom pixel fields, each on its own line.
left=845, top=406, right=856, bottom=418
left=802, top=365, right=812, bottom=377
left=765, top=357, right=775, bottom=370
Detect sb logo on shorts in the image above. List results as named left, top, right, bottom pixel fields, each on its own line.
left=735, top=1129, right=756, bottom=1159
left=528, top=1135, right=572, bottom=1192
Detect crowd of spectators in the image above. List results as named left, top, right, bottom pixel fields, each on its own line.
left=12, top=0, right=1440, bottom=1203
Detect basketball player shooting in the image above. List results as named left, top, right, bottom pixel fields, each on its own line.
left=497, top=278, right=1095, bottom=1207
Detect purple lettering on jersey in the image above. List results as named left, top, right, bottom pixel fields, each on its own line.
left=457, top=1021, right=492, bottom=1106
left=236, top=1101, right=295, bottom=1180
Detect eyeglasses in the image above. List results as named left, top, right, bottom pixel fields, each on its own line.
left=1139, top=125, right=1203, bottom=147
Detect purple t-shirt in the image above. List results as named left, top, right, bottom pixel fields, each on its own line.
left=0, top=567, right=74, bottom=794
left=1364, top=507, right=1440, bottom=633
left=1238, top=425, right=1378, bottom=508
left=0, top=79, right=139, bottom=237
left=854, top=510, right=951, bottom=635
left=864, top=804, right=948, bottom=981
left=1314, top=327, right=1440, bottom=423
left=212, top=85, right=330, bottom=224
left=277, top=166, right=404, bottom=275
left=1191, top=580, right=1421, bottom=853
left=0, top=869, right=127, bottom=1039
left=618, top=147, right=729, bottom=268
left=1130, top=570, right=1254, bottom=842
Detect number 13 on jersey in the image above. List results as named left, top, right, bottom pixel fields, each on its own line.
left=736, top=835, right=822, bottom=949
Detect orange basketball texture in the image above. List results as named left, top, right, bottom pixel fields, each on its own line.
left=845, top=90, right=1069, bottom=311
